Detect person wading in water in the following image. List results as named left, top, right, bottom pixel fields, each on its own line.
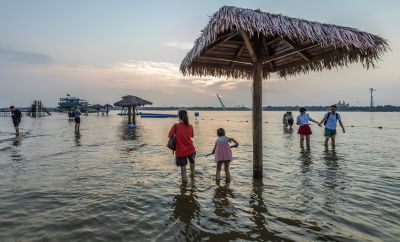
left=168, top=110, right=196, bottom=183
left=73, top=106, right=81, bottom=132
left=9, top=106, right=22, bottom=135
left=319, top=105, right=345, bottom=148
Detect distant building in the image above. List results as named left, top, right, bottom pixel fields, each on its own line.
left=336, top=100, right=350, bottom=109
left=57, top=94, right=90, bottom=112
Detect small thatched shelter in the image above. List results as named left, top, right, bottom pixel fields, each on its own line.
left=114, top=95, right=152, bottom=124
left=181, top=6, right=388, bottom=179
left=90, top=104, right=103, bottom=110
left=103, top=104, right=113, bottom=115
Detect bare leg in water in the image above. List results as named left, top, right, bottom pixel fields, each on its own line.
left=300, top=134, right=305, bottom=148
left=331, top=136, right=336, bottom=148
left=306, top=135, right=311, bottom=150
left=190, top=162, right=195, bottom=178
left=216, top=162, right=222, bottom=180
left=325, top=137, right=329, bottom=147
left=181, top=166, right=188, bottom=183
left=224, top=161, right=231, bottom=182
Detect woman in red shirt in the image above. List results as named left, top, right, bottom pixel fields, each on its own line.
left=168, top=110, right=196, bottom=183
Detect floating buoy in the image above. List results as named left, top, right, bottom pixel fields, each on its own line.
left=378, top=126, right=383, bottom=129
left=350, top=125, right=355, bottom=127
left=245, top=120, right=248, bottom=122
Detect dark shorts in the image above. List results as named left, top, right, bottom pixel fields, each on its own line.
left=324, top=128, right=337, bottom=137
left=288, top=119, right=294, bottom=126
left=176, top=152, right=196, bottom=167
left=75, top=117, right=81, bottom=124
left=13, top=120, right=21, bottom=128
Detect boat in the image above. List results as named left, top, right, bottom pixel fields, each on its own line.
left=139, top=112, right=178, bottom=118
left=57, top=94, right=90, bottom=112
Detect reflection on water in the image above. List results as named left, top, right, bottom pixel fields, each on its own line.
left=12, top=135, right=21, bottom=147
left=249, top=181, right=271, bottom=240
left=213, top=182, right=236, bottom=220
left=74, top=131, right=81, bottom=147
left=282, top=127, right=294, bottom=151
left=0, top=111, right=399, bottom=241
left=120, top=122, right=140, bottom=141
left=322, top=148, right=343, bottom=213
left=171, top=182, right=201, bottom=240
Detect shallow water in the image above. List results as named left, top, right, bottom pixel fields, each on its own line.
left=0, top=111, right=399, bottom=242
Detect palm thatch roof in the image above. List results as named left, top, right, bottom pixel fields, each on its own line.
left=90, top=104, right=103, bottom=110
left=180, top=6, right=389, bottom=79
left=103, top=104, right=113, bottom=108
left=114, top=95, right=152, bottom=107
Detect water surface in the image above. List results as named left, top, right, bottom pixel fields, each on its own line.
left=0, top=111, right=399, bottom=241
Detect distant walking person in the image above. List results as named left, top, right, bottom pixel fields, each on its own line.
left=168, top=110, right=196, bottom=183
left=211, top=128, right=238, bottom=182
left=297, top=107, right=320, bottom=150
left=319, top=105, right=345, bottom=148
left=73, top=106, right=81, bottom=132
left=9, top=106, right=22, bottom=135
left=287, top=112, right=294, bottom=129
left=282, top=112, right=289, bottom=128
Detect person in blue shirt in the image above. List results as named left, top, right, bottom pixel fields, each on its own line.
left=319, top=105, right=345, bottom=148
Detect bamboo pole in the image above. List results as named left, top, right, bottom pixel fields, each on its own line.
left=132, top=106, right=136, bottom=124
left=128, top=106, right=132, bottom=124
left=240, top=29, right=264, bottom=179
left=252, top=60, right=263, bottom=179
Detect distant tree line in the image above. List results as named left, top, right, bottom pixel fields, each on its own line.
left=140, top=106, right=250, bottom=111
left=142, top=105, right=400, bottom=112
left=263, top=105, right=400, bottom=112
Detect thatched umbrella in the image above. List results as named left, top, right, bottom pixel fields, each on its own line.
left=90, top=104, right=103, bottom=111
left=180, top=6, right=388, bottom=179
left=114, top=95, right=152, bottom=124
left=103, top=104, right=113, bottom=115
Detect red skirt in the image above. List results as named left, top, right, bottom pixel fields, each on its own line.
left=298, top=124, right=312, bottom=135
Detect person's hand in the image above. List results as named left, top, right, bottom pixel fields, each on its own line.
left=318, top=123, right=322, bottom=127
left=231, top=144, right=239, bottom=148
left=342, top=128, right=346, bottom=133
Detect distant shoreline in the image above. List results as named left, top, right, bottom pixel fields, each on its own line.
left=2, top=105, right=400, bottom=113
left=140, top=106, right=400, bottom=112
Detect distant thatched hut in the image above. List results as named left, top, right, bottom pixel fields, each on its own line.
left=103, top=104, right=113, bottom=115
left=114, top=95, right=152, bottom=124
left=180, top=6, right=388, bottom=179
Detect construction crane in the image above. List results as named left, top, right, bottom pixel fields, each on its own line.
left=216, top=94, right=226, bottom=110
left=369, top=88, right=376, bottom=110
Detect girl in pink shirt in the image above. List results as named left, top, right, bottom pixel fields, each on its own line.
left=211, top=128, right=238, bottom=182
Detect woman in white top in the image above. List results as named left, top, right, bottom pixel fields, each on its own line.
left=297, top=107, right=320, bottom=150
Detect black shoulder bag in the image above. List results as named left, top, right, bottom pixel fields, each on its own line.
left=167, top=124, right=177, bottom=153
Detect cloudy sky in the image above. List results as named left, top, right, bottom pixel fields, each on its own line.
left=0, top=0, right=399, bottom=107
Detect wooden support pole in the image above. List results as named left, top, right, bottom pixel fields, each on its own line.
left=128, top=106, right=132, bottom=124
left=132, top=106, right=136, bottom=124
left=252, top=60, right=263, bottom=179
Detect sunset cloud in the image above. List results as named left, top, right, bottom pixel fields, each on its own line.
left=163, top=41, right=193, bottom=50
